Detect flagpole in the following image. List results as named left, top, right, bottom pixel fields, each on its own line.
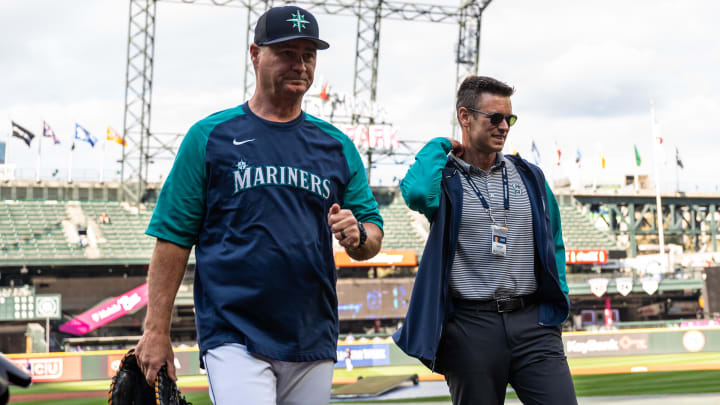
left=633, top=152, right=638, bottom=192
left=675, top=148, right=680, bottom=192
left=100, top=134, right=105, bottom=182
left=36, top=122, right=42, bottom=182
left=68, top=124, right=74, bottom=182
left=594, top=143, right=600, bottom=190
left=5, top=118, right=11, bottom=166
left=651, top=100, right=666, bottom=272
left=633, top=144, right=639, bottom=192
left=68, top=144, right=73, bottom=182
left=6, top=118, right=15, bottom=180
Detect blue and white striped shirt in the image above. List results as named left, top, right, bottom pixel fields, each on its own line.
left=449, top=152, right=537, bottom=300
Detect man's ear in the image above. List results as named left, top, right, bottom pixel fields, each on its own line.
left=457, top=107, right=471, bottom=128
left=250, top=43, right=261, bottom=66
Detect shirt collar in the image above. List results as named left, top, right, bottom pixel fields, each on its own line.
left=449, top=151, right=506, bottom=175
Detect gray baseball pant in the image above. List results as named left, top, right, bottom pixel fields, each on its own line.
left=203, top=343, right=334, bottom=405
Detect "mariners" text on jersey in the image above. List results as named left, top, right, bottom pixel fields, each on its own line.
left=233, top=163, right=332, bottom=199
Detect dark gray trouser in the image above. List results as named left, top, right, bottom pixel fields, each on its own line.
left=436, top=301, right=577, bottom=405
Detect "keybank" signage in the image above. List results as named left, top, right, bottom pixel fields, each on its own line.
left=565, top=333, right=649, bottom=357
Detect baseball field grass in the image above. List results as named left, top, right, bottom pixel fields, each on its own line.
left=8, top=352, right=720, bottom=404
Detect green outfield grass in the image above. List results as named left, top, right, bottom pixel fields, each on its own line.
left=9, top=353, right=720, bottom=404
left=7, top=393, right=214, bottom=405
left=7, top=375, right=207, bottom=395
left=9, top=399, right=106, bottom=405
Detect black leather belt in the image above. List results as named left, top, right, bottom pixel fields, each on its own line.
left=453, top=294, right=538, bottom=313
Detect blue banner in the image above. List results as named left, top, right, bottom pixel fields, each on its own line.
left=335, top=343, right=390, bottom=368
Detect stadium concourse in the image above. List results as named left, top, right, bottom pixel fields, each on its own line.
left=0, top=179, right=716, bottom=355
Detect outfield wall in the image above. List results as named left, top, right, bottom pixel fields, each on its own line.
left=563, top=327, right=720, bottom=357
left=7, top=327, right=720, bottom=382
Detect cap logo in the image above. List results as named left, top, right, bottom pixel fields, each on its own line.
left=286, top=10, right=310, bottom=32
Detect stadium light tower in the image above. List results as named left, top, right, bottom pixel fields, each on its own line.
left=120, top=0, right=493, bottom=202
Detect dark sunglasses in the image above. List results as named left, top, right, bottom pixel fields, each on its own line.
left=465, top=107, right=518, bottom=127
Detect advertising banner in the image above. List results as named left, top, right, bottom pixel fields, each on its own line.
left=335, top=344, right=390, bottom=368
left=10, top=356, right=82, bottom=382
left=566, top=249, right=608, bottom=264
left=105, top=351, right=200, bottom=378
left=106, top=353, right=126, bottom=378
left=334, top=250, right=417, bottom=267
left=564, top=333, right=649, bottom=357
left=58, top=283, right=148, bottom=335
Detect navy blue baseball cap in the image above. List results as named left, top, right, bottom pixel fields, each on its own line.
left=254, top=6, right=330, bottom=50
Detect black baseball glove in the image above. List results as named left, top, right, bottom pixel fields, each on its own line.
left=108, top=349, right=192, bottom=405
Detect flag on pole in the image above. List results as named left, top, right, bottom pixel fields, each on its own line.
left=600, top=151, right=606, bottom=169
left=11, top=121, right=35, bottom=147
left=506, top=140, right=519, bottom=155
left=319, top=81, right=330, bottom=102
left=675, top=147, right=684, bottom=169
left=43, top=121, right=61, bottom=144
left=106, top=126, right=126, bottom=146
left=554, top=141, right=562, bottom=166
left=633, top=144, right=642, bottom=166
left=575, top=148, right=582, bottom=166
left=531, top=140, right=541, bottom=165
left=74, top=123, right=97, bottom=147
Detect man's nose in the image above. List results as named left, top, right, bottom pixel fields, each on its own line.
left=498, top=117, right=510, bottom=131
left=292, top=56, right=308, bottom=71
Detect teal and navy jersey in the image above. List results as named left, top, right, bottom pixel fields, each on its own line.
left=146, top=102, right=383, bottom=362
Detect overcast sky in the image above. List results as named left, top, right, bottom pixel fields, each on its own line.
left=1, top=0, right=718, bottom=191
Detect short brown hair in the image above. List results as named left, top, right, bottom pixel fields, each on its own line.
left=456, top=76, right=515, bottom=112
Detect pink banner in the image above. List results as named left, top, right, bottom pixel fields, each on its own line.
left=59, top=283, right=149, bottom=335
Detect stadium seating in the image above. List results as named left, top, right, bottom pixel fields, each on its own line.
left=0, top=200, right=158, bottom=261
left=1, top=192, right=623, bottom=262
left=376, top=194, right=622, bottom=254
left=0, top=201, right=85, bottom=260
left=559, top=203, right=621, bottom=251
left=80, top=201, right=155, bottom=258
left=377, top=197, right=428, bottom=254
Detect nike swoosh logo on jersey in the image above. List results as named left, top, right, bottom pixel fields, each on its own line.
left=233, top=138, right=255, bottom=146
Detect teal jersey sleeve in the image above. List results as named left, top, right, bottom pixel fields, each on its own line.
left=400, top=137, right=451, bottom=222
left=145, top=119, right=210, bottom=247
left=545, top=181, right=569, bottom=297
left=306, top=116, right=383, bottom=231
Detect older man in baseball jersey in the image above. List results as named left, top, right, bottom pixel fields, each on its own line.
left=136, top=6, right=384, bottom=405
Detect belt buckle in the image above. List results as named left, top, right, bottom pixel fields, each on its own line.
left=496, top=297, right=515, bottom=313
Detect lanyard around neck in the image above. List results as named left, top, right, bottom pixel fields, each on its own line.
left=459, top=163, right=510, bottom=224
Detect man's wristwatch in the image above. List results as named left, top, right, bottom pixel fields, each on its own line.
left=354, top=222, right=367, bottom=249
